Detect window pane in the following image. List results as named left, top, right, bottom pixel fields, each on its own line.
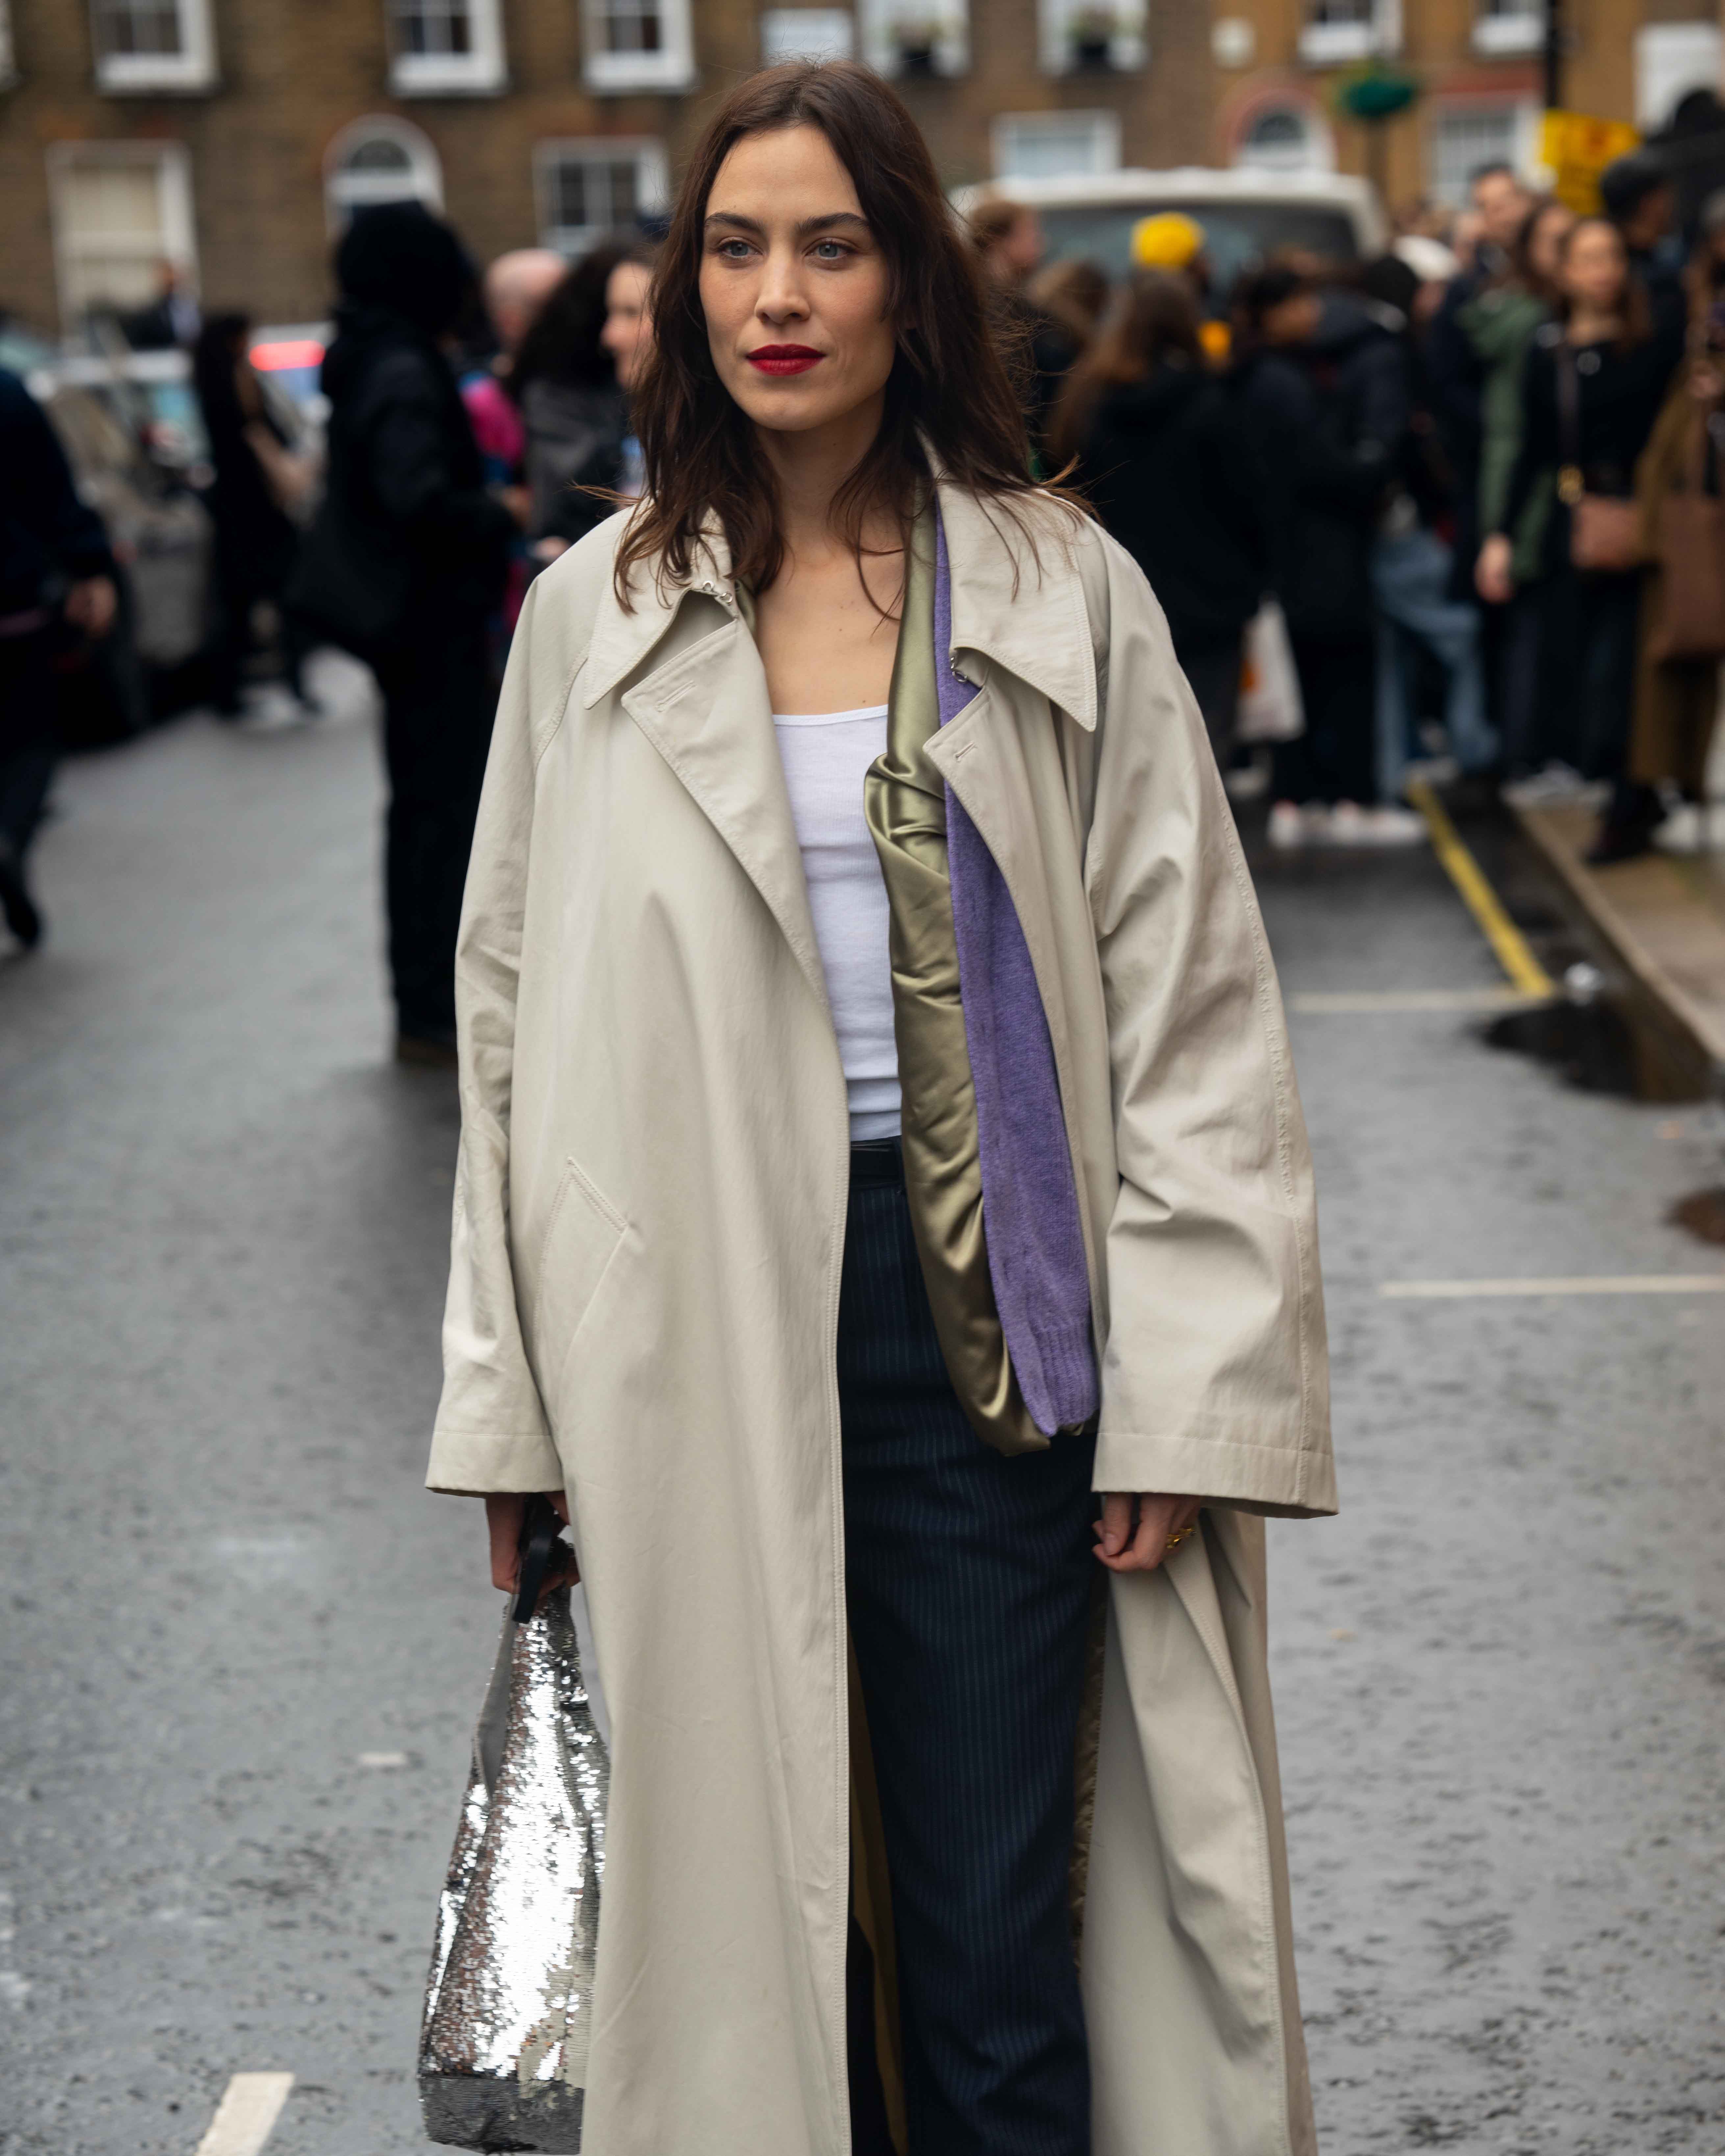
left=91, top=0, right=186, bottom=57
left=1432, top=107, right=1518, bottom=204
left=604, top=0, right=662, bottom=53
left=345, top=136, right=414, bottom=173
left=1310, top=0, right=1374, bottom=23
left=390, top=0, right=474, bottom=57
left=555, top=161, right=595, bottom=231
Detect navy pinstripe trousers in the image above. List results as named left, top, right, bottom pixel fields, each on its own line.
left=841, top=1139, right=1095, bottom=2156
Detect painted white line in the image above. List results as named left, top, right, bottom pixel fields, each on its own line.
left=1380, top=1275, right=1725, bottom=1299
left=193, top=2073, right=294, bottom=2156
left=1290, top=988, right=1546, bottom=1013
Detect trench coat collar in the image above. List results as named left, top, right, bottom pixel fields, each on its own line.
left=579, top=465, right=1098, bottom=730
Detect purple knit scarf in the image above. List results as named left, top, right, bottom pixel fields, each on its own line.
left=935, top=511, right=1098, bottom=1436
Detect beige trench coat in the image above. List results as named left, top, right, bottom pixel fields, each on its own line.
left=428, top=478, right=1337, bottom=2156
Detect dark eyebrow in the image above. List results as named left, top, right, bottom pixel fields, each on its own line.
left=703, top=211, right=871, bottom=239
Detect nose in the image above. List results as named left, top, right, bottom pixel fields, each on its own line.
left=755, top=241, right=810, bottom=329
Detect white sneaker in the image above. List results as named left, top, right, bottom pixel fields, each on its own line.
left=1358, top=805, right=1427, bottom=846
left=1266, top=801, right=1308, bottom=848
left=1324, top=801, right=1365, bottom=844
left=1653, top=803, right=1704, bottom=855
left=1504, top=761, right=1594, bottom=807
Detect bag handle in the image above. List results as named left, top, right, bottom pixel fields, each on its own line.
left=512, top=1494, right=566, bottom=1624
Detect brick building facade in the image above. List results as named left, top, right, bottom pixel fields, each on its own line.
left=0, top=0, right=1216, bottom=335
left=1209, top=0, right=1723, bottom=210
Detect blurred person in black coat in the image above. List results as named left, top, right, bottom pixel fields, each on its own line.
left=192, top=313, right=315, bottom=718
left=289, top=201, right=516, bottom=1061
left=0, top=367, right=117, bottom=950
left=1053, top=270, right=1267, bottom=759
left=1234, top=266, right=1418, bottom=842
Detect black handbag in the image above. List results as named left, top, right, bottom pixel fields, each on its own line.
left=419, top=1499, right=609, bottom=2152
left=284, top=485, right=411, bottom=660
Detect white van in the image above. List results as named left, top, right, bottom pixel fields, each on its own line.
left=953, top=168, right=1387, bottom=286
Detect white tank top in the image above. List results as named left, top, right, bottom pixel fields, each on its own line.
left=771, top=704, right=901, bottom=1140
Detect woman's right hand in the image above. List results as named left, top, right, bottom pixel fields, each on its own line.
left=485, top=1490, right=578, bottom=1602
left=1475, top=533, right=1514, bottom=605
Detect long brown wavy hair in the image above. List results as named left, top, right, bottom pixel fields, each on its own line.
left=1048, top=269, right=1203, bottom=467
left=614, top=60, right=1048, bottom=608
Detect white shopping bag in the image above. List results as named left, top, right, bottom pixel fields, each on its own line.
left=1237, top=601, right=1305, bottom=743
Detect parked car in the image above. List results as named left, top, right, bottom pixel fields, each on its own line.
left=8, top=326, right=326, bottom=737
left=952, top=167, right=1386, bottom=289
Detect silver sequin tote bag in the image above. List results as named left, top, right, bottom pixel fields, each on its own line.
left=420, top=1501, right=609, bottom=2152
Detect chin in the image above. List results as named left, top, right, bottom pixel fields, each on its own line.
left=732, top=383, right=846, bottom=433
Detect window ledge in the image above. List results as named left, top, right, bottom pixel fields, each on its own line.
left=389, top=55, right=508, bottom=95
left=1297, top=19, right=1390, bottom=62
left=583, top=49, right=696, bottom=92
left=94, top=54, right=218, bottom=93
left=1471, top=12, right=1541, bottom=53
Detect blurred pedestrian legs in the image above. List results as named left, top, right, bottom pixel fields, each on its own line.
left=1371, top=525, right=1497, bottom=801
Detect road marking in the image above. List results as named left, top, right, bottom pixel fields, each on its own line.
left=1290, top=988, right=1545, bottom=1013
left=1404, top=777, right=1556, bottom=1000
left=192, top=2073, right=294, bottom=2156
left=1380, top=1274, right=1725, bottom=1299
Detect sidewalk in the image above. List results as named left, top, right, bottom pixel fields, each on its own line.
left=1510, top=800, right=1725, bottom=1097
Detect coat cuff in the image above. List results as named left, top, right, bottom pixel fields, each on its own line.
left=426, top=1424, right=564, bottom=1497
left=1091, top=1429, right=1338, bottom=1519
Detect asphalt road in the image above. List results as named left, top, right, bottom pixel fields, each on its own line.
left=2, top=683, right=1722, bottom=2156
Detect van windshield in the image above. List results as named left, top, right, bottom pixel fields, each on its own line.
left=1035, top=200, right=1361, bottom=286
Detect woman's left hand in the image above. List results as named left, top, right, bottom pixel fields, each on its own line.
left=1094, top=1492, right=1203, bottom=1573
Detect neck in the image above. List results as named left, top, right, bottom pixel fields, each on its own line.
left=1569, top=304, right=1621, bottom=342
left=754, top=392, right=892, bottom=566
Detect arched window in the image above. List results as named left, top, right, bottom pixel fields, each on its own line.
left=324, top=116, right=443, bottom=231
left=1236, top=103, right=1334, bottom=173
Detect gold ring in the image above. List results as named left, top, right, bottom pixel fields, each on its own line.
left=1164, top=1525, right=1194, bottom=1553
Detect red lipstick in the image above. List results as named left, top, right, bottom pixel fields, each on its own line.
left=747, top=344, right=824, bottom=376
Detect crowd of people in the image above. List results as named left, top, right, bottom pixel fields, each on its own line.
left=983, top=156, right=1724, bottom=863
left=6, top=142, right=1723, bottom=1030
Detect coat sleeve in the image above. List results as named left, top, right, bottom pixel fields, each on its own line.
left=426, top=578, right=566, bottom=1497
left=1084, top=538, right=1335, bottom=1517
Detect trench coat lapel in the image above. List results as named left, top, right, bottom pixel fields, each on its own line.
left=586, top=532, right=831, bottom=1018
left=624, top=621, right=831, bottom=1016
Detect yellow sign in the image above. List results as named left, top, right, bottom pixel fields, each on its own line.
left=1539, top=110, right=1642, bottom=216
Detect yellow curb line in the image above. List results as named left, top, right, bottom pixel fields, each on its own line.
left=1405, top=777, right=1556, bottom=999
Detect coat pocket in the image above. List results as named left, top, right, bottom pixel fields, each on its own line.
left=529, top=1157, right=628, bottom=1393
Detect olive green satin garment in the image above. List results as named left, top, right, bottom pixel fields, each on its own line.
left=865, top=512, right=1044, bottom=1457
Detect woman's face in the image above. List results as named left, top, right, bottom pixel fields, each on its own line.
left=601, top=261, right=654, bottom=391
left=698, top=124, right=897, bottom=441
left=1527, top=204, right=1575, bottom=283
left=1563, top=221, right=1627, bottom=313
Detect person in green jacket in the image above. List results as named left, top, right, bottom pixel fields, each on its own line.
left=1461, top=197, right=1573, bottom=780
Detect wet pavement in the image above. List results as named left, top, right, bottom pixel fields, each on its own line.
left=1, top=691, right=1721, bottom=2154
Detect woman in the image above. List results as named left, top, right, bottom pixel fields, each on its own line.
left=1615, top=214, right=1725, bottom=858
left=1054, top=269, right=1266, bottom=759
left=192, top=311, right=315, bottom=718
left=511, top=240, right=656, bottom=567
left=1232, top=264, right=1402, bottom=843
left=1462, top=197, right=1573, bottom=781
left=289, top=201, right=516, bottom=1059
left=1478, top=216, right=1685, bottom=855
left=430, top=62, right=1334, bottom=2156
